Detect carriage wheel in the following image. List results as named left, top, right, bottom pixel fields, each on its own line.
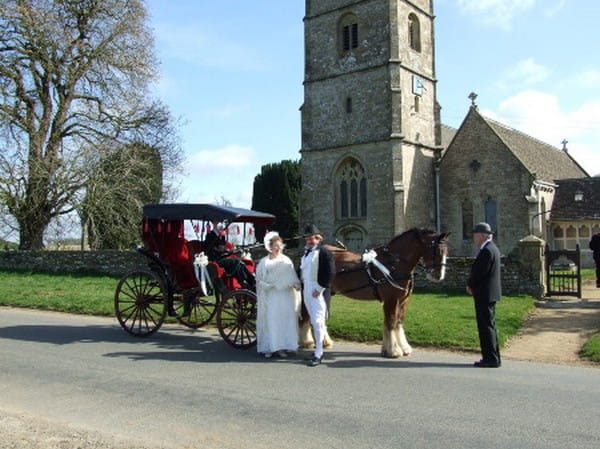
left=114, top=269, right=167, bottom=337
left=173, top=287, right=220, bottom=329
left=216, top=289, right=257, bottom=349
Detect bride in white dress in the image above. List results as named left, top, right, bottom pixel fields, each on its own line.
left=255, top=232, right=301, bottom=358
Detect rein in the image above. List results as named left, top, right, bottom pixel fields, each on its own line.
left=334, top=249, right=412, bottom=295
left=334, top=233, right=446, bottom=294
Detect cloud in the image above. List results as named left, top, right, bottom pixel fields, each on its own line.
left=496, top=58, right=551, bottom=90
left=570, top=69, right=600, bottom=88
left=455, top=0, right=535, bottom=30
left=154, top=23, right=269, bottom=72
left=484, top=90, right=600, bottom=176
left=186, top=145, right=256, bottom=170
left=176, top=144, right=261, bottom=207
left=543, top=0, right=567, bottom=18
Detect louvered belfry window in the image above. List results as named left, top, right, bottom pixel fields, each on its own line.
left=341, top=15, right=358, bottom=52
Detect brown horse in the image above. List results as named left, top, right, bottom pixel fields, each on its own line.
left=304, top=228, right=449, bottom=358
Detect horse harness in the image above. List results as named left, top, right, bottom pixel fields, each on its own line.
left=334, top=247, right=413, bottom=301
left=334, top=238, right=445, bottom=300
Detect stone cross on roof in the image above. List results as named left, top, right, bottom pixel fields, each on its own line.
left=468, top=92, right=478, bottom=108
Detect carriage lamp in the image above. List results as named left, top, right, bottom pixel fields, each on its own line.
left=574, top=190, right=584, bottom=202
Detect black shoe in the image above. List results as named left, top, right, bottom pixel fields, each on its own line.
left=474, top=360, right=501, bottom=368
left=308, top=355, right=323, bottom=367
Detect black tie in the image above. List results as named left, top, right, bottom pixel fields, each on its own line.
left=304, top=248, right=312, bottom=257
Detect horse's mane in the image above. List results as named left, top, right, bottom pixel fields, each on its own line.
left=387, top=228, right=436, bottom=245
left=326, top=228, right=438, bottom=255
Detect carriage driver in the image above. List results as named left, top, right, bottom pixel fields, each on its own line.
left=300, top=224, right=335, bottom=367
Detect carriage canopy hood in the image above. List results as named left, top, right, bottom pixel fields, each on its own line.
left=142, top=203, right=276, bottom=226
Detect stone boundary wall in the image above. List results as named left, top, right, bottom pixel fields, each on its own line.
left=0, top=250, right=147, bottom=277
left=0, top=248, right=543, bottom=297
left=414, top=256, right=541, bottom=297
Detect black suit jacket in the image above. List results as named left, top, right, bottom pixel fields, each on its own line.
left=204, top=231, right=226, bottom=261
left=467, top=240, right=502, bottom=303
left=316, top=244, right=335, bottom=290
left=590, top=234, right=600, bottom=259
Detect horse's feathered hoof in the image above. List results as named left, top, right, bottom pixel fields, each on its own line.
left=323, top=338, right=334, bottom=349
left=381, top=348, right=402, bottom=358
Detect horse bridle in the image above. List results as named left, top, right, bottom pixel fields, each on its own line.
left=380, top=236, right=448, bottom=279
left=334, top=234, right=447, bottom=294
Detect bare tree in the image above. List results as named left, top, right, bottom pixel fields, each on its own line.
left=0, top=0, right=181, bottom=249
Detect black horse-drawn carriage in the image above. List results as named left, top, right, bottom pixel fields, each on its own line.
left=114, top=203, right=275, bottom=348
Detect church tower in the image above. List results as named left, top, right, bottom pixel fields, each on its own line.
left=300, top=0, right=440, bottom=250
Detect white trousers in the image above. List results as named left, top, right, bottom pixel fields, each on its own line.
left=302, top=281, right=327, bottom=358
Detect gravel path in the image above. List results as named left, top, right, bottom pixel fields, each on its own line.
left=0, top=409, right=167, bottom=449
left=503, top=282, right=600, bottom=366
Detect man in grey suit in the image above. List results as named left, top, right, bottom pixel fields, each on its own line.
left=466, top=222, right=502, bottom=368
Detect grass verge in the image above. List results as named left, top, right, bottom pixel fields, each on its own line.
left=329, top=290, right=534, bottom=351
left=8, top=270, right=600, bottom=358
left=581, top=334, right=600, bottom=363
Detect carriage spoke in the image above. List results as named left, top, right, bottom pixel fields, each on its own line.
left=115, top=270, right=166, bottom=337
left=216, top=290, right=257, bottom=348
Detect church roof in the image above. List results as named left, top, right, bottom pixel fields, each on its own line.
left=440, top=124, right=457, bottom=151
left=551, top=177, right=600, bottom=221
left=478, top=111, right=589, bottom=182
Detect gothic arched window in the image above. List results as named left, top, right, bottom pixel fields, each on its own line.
left=339, top=13, right=359, bottom=54
left=408, top=13, right=421, bottom=52
left=461, top=200, right=473, bottom=240
left=336, top=158, right=367, bottom=219
left=485, top=197, right=497, bottom=240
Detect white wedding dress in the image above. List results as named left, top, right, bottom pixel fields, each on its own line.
left=255, top=253, right=301, bottom=354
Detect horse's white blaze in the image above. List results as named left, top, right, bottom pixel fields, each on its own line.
left=425, top=253, right=447, bottom=283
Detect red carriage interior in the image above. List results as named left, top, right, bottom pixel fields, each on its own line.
left=142, top=218, right=255, bottom=290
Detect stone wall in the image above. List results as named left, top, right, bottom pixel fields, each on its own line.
left=414, top=255, right=542, bottom=297
left=0, top=237, right=546, bottom=297
left=0, top=250, right=147, bottom=277
left=416, top=236, right=546, bottom=297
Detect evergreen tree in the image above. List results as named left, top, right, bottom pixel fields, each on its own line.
left=251, top=160, right=301, bottom=244
left=82, top=142, right=163, bottom=249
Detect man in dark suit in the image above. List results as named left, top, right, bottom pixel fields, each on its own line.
left=203, top=221, right=228, bottom=261
left=466, top=222, right=502, bottom=368
left=590, top=232, right=600, bottom=288
left=300, top=224, right=335, bottom=367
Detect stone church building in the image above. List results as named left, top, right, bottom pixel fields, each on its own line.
left=299, top=0, right=590, bottom=255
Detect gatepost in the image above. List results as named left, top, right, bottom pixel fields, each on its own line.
left=518, top=235, right=546, bottom=298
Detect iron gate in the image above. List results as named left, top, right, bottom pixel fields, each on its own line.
left=545, top=244, right=581, bottom=298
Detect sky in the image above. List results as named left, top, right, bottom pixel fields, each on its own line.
left=146, top=0, right=600, bottom=208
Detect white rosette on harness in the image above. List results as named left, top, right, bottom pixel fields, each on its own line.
left=193, top=251, right=213, bottom=296
left=361, top=249, right=405, bottom=291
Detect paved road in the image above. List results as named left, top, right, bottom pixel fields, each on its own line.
left=1, top=307, right=599, bottom=449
